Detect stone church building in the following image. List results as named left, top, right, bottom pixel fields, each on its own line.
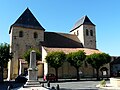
left=7, top=8, right=110, bottom=80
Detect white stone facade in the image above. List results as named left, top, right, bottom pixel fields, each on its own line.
left=70, top=24, right=96, bottom=49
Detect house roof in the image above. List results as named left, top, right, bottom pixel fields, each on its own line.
left=44, top=47, right=102, bottom=55
left=70, top=15, right=95, bottom=32
left=41, top=32, right=83, bottom=48
left=19, top=59, right=43, bottom=64
left=9, top=8, right=45, bottom=33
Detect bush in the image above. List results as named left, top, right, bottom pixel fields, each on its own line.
left=100, top=80, right=106, bottom=87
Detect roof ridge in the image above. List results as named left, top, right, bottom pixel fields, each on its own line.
left=45, top=32, right=77, bottom=36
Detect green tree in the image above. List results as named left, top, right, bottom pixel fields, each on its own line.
left=45, top=51, right=66, bottom=81
left=86, top=53, right=111, bottom=80
left=23, top=48, right=41, bottom=65
left=0, top=43, right=12, bottom=82
left=66, top=50, right=86, bottom=81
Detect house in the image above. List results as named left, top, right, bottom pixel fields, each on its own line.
left=7, top=8, right=110, bottom=80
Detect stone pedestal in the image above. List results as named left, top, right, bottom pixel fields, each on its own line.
left=28, top=68, right=38, bottom=80
left=24, top=50, right=41, bottom=87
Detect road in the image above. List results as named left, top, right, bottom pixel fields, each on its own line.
left=0, top=80, right=110, bottom=90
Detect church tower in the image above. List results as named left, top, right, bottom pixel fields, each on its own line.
left=70, top=15, right=96, bottom=49
left=8, top=8, right=45, bottom=79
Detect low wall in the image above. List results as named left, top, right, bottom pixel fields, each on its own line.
left=110, top=78, right=120, bottom=87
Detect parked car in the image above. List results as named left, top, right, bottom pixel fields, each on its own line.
left=15, top=74, right=28, bottom=83
left=44, top=74, right=56, bottom=81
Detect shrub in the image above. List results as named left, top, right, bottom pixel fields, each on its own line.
left=100, top=79, right=106, bottom=87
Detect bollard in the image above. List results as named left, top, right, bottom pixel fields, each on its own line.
left=51, top=86, right=55, bottom=90
left=7, top=85, right=13, bottom=90
left=56, top=84, right=60, bottom=90
left=7, top=86, right=11, bottom=90
left=47, top=81, right=50, bottom=87
left=41, top=83, right=44, bottom=87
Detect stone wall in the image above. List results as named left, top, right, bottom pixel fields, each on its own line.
left=8, top=26, right=44, bottom=79
left=48, top=62, right=110, bottom=79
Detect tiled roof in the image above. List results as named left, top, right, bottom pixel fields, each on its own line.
left=70, top=15, right=95, bottom=32
left=44, top=47, right=102, bottom=55
left=19, top=59, right=43, bottom=64
left=9, top=8, right=45, bottom=33
left=41, top=32, right=83, bottom=48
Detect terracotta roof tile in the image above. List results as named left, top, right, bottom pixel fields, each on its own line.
left=19, top=59, right=43, bottom=64
left=44, top=47, right=102, bottom=55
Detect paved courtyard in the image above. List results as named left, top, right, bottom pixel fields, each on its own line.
left=45, top=80, right=107, bottom=90
left=0, top=80, right=110, bottom=90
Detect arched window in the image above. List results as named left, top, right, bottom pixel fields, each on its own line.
left=34, top=32, right=38, bottom=39
left=19, top=31, right=23, bottom=37
left=77, top=30, right=79, bottom=36
left=74, top=32, right=76, bottom=35
left=90, top=30, right=93, bottom=36
left=86, top=29, right=89, bottom=36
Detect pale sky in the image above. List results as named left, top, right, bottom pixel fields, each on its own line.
left=0, top=0, right=120, bottom=56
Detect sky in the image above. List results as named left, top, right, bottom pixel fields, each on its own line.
left=0, top=0, right=120, bottom=56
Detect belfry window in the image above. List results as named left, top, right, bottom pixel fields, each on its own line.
left=74, top=32, right=75, bottom=35
left=86, top=29, right=89, bottom=36
left=77, top=30, right=79, bottom=36
left=19, top=31, right=23, bottom=37
left=90, top=30, right=93, bottom=36
left=34, top=32, right=38, bottom=39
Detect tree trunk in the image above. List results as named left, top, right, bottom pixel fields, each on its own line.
left=55, top=68, right=58, bottom=81
left=0, top=66, right=4, bottom=82
left=76, top=67, right=80, bottom=81
left=96, top=68, right=100, bottom=80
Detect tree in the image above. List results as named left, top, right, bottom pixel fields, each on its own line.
left=23, top=48, right=41, bottom=65
left=66, top=50, right=86, bottom=81
left=45, top=51, right=66, bottom=81
left=86, top=53, right=111, bottom=80
left=0, top=43, right=12, bottom=82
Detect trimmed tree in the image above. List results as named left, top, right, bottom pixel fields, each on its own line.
left=0, top=43, right=12, bottom=82
left=45, top=51, right=66, bottom=81
left=23, top=48, right=41, bottom=65
left=86, top=53, right=111, bottom=80
left=66, top=50, right=86, bottom=81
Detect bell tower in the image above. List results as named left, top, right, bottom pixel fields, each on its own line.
left=8, top=8, right=45, bottom=80
left=70, top=15, right=96, bottom=49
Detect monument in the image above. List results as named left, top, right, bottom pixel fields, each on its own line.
left=24, top=50, right=41, bottom=87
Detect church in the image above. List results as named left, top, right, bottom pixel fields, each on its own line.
left=7, top=8, right=110, bottom=80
